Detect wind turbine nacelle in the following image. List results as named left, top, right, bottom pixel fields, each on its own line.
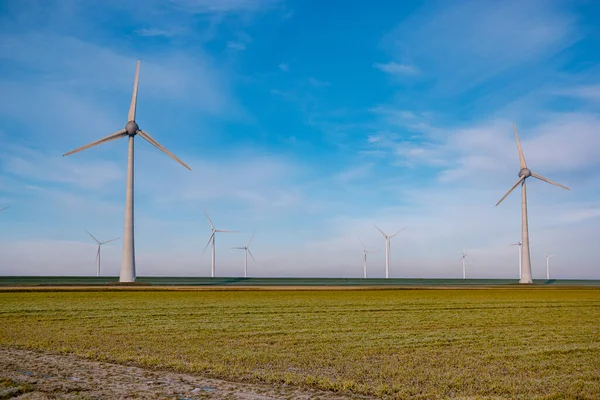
left=125, top=121, right=139, bottom=136
left=518, top=168, right=531, bottom=178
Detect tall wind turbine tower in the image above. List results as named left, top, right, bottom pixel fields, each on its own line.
left=546, top=254, right=554, bottom=280
left=85, top=230, right=119, bottom=277
left=495, top=124, right=569, bottom=284
left=460, top=249, right=467, bottom=279
left=232, top=232, right=256, bottom=278
left=358, top=238, right=376, bottom=279
left=202, top=210, right=239, bottom=277
left=374, top=225, right=405, bottom=279
left=63, top=60, right=191, bottom=283
left=510, top=241, right=522, bottom=278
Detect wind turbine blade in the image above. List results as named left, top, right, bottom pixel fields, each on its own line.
left=202, top=232, right=215, bottom=255
left=85, top=229, right=100, bottom=245
left=248, top=248, right=256, bottom=262
left=128, top=59, right=140, bottom=122
left=530, top=172, right=570, bottom=191
left=137, top=130, right=191, bottom=171
left=0, top=206, right=9, bottom=212
left=203, top=209, right=215, bottom=230
left=373, top=225, right=387, bottom=238
left=358, top=237, right=366, bottom=250
left=101, top=237, right=120, bottom=245
left=96, top=247, right=100, bottom=263
left=63, top=130, right=127, bottom=157
left=246, top=231, right=256, bottom=247
left=390, top=227, right=406, bottom=238
left=495, top=176, right=525, bottom=206
left=216, top=229, right=241, bottom=233
left=513, top=123, right=527, bottom=169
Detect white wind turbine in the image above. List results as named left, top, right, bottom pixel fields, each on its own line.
left=460, top=249, right=468, bottom=279
left=374, top=225, right=405, bottom=279
left=232, top=232, right=256, bottom=278
left=495, top=124, right=569, bottom=284
left=63, top=59, right=191, bottom=283
left=510, top=241, right=522, bottom=279
left=202, top=210, right=239, bottom=278
left=85, top=230, right=119, bottom=277
left=358, top=238, right=376, bottom=279
left=546, top=254, right=555, bottom=280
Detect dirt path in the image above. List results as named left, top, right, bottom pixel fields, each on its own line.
left=0, top=347, right=369, bottom=399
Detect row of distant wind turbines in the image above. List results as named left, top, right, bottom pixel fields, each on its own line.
left=82, top=215, right=557, bottom=280
left=41, top=59, right=568, bottom=283
left=1, top=203, right=558, bottom=280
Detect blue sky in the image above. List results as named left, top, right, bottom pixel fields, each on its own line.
left=1, top=0, right=600, bottom=278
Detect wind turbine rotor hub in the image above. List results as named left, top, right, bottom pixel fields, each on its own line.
left=125, top=121, right=139, bottom=136
left=518, top=168, right=531, bottom=178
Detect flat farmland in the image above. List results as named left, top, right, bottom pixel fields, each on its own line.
left=1, top=288, right=599, bottom=399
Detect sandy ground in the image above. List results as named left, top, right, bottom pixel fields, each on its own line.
left=0, top=347, right=369, bottom=400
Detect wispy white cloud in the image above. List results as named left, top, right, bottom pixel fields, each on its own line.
left=168, top=0, right=281, bottom=14
left=135, top=27, right=185, bottom=37
left=382, top=0, right=580, bottom=95
left=373, top=61, right=419, bottom=76
left=1, top=145, right=123, bottom=191
left=551, top=85, right=600, bottom=101
left=278, top=63, right=289, bottom=72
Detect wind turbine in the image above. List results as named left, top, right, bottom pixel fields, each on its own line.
left=358, top=238, right=376, bottom=279
left=85, top=230, right=119, bottom=277
left=495, top=124, right=569, bottom=284
left=232, top=232, right=256, bottom=278
left=202, top=210, right=239, bottom=278
left=460, top=249, right=467, bottom=279
left=374, top=225, right=405, bottom=279
left=546, top=254, right=554, bottom=280
left=510, top=241, right=522, bottom=279
left=63, top=59, right=191, bottom=283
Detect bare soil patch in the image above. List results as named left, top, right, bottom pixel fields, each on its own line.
left=0, top=347, right=367, bottom=399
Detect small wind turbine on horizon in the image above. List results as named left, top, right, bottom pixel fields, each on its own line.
left=495, top=124, right=569, bottom=284
left=85, top=230, right=119, bottom=277
left=510, top=241, right=523, bottom=279
left=63, top=59, right=191, bottom=283
left=232, top=232, right=256, bottom=278
left=546, top=254, right=555, bottom=280
left=460, top=249, right=467, bottom=279
left=202, top=210, right=239, bottom=278
left=374, top=225, right=405, bottom=279
left=358, top=237, right=376, bottom=279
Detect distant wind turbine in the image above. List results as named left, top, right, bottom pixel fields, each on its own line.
left=460, top=249, right=468, bottom=279
left=358, top=237, right=376, bottom=279
left=202, top=210, right=239, bottom=278
left=85, top=230, right=119, bottom=277
left=546, top=254, right=555, bottom=280
left=510, top=241, right=522, bottom=278
left=232, top=232, right=256, bottom=278
left=63, top=59, right=191, bottom=283
left=495, top=124, right=569, bottom=284
left=374, top=225, right=405, bottom=279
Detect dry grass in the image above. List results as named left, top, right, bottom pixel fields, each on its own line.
left=1, top=288, right=599, bottom=399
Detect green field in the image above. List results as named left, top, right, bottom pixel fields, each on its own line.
left=1, top=288, right=599, bottom=399
left=2, top=276, right=600, bottom=287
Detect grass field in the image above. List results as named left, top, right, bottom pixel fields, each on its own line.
left=2, top=276, right=600, bottom=286
left=1, top=288, right=599, bottom=399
